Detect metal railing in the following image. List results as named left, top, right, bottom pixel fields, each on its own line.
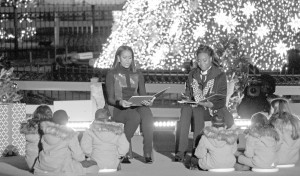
left=12, top=64, right=300, bottom=85
left=0, top=3, right=122, bottom=61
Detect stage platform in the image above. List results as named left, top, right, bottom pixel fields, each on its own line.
left=1, top=132, right=300, bottom=176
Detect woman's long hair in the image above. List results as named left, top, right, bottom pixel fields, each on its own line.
left=32, top=105, right=53, bottom=153
left=112, top=45, right=136, bottom=72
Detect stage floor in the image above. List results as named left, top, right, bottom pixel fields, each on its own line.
left=1, top=132, right=300, bottom=176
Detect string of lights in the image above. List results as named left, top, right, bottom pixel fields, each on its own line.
left=0, top=0, right=37, bottom=41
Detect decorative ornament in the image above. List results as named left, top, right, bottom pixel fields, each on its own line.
left=2, top=95, right=7, bottom=103
left=255, top=25, right=269, bottom=39
left=273, top=41, right=289, bottom=58
left=193, top=22, right=207, bottom=39
left=241, top=2, right=257, bottom=19
left=288, top=15, right=300, bottom=33
left=11, top=82, right=18, bottom=89
left=214, top=11, right=239, bottom=32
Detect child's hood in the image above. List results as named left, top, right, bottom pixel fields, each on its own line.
left=203, top=126, right=239, bottom=147
left=248, top=126, right=279, bottom=147
left=40, top=121, right=76, bottom=145
left=89, top=121, right=124, bottom=142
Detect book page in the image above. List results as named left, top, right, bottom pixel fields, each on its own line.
left=178, top=94, right=226, bottom=104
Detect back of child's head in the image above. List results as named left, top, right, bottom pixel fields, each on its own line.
left=95, top=108, right=110, bottom=122
left=211, top=113, right=225, bottom=128
left=52, top=110, right=69, bottom=125
left=251, top=112, right=269, bottom=129
left=270, top=98, right=291, bottom=115
left=271, top=111, right=300, bottom=140
left=32, top=105, right=53, bottom=122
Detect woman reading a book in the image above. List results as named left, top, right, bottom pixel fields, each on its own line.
left=175, top=44, right=234, bottom=162
left=105, top=45, right=154, bottom=164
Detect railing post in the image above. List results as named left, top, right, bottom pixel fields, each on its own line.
left=54, top=6, right=60, bottom=59
left=13, top=1, right=18, bottom=59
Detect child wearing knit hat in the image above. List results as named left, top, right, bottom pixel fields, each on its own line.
left=80, top=108, right=129, bottom=172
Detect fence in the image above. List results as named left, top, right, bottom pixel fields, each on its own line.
left=12, top=64, right=300, bottom=84
left=0, top=3, right=122, bottom=62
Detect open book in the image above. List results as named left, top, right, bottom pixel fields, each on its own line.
left=128, top=87, right=170, bottom=106
left=177, top=93, right=226, bottom=104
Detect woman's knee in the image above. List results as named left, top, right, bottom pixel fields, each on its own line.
left=126, top=109, right=141, bottom=124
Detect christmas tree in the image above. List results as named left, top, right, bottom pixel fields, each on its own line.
left=0, top=54, right=23, bottom=103
left=94, top=0, right=300, bottom=71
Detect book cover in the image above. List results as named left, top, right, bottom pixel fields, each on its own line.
left=128, top=87, right=170, bottom=106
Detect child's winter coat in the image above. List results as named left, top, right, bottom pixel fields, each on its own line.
left=195, top=126, right=239, bottom=170
left=20, top=120, right=40, bottom=170
left=272, top=117, right=300, bottom=165
left=238, top=126, right=279, bottom=168
left=80, top=121, right=129, bottom=170
left=34, top=121, right=86, bottom=176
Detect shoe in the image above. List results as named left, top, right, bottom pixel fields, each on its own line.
left=117, top=163, right=121, bottom=171
left=174, top=152, right=185, bottom=162
left=120, top=156, right=131, bottom=164
left=234, top=163, right=250, bottom=171
left=189, top=156, right=199, bottom=170
left=145, top=157, right=153, bottom=164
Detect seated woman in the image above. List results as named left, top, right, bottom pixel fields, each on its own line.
left=105, top=45, right=154, bottom=164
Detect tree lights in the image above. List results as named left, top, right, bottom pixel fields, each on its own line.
left=95, top=0, right=300, bottom=71
left=0, top=0, right=37, bottom=42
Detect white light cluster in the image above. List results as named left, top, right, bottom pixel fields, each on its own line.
left=67, top=121, right=91, bottom=131
left=234, top=119, right=251, bottom=129
left=95, top=0, right=300, bottom=71
left=154, top=121, right=177, bottom=128
left=1, top=0, right=36, bottom=41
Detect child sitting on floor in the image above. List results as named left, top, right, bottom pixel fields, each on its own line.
left=34, top=110, right=97, bottom=176
left=191, top=113, right=239, bottom=170
left=80, top=108, right=129, bottom=171
left=237, top=112, right=279, bottom=170
left=270, top=110, right=300, bottom=166
left=20, top=105, right=53, bottom=172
